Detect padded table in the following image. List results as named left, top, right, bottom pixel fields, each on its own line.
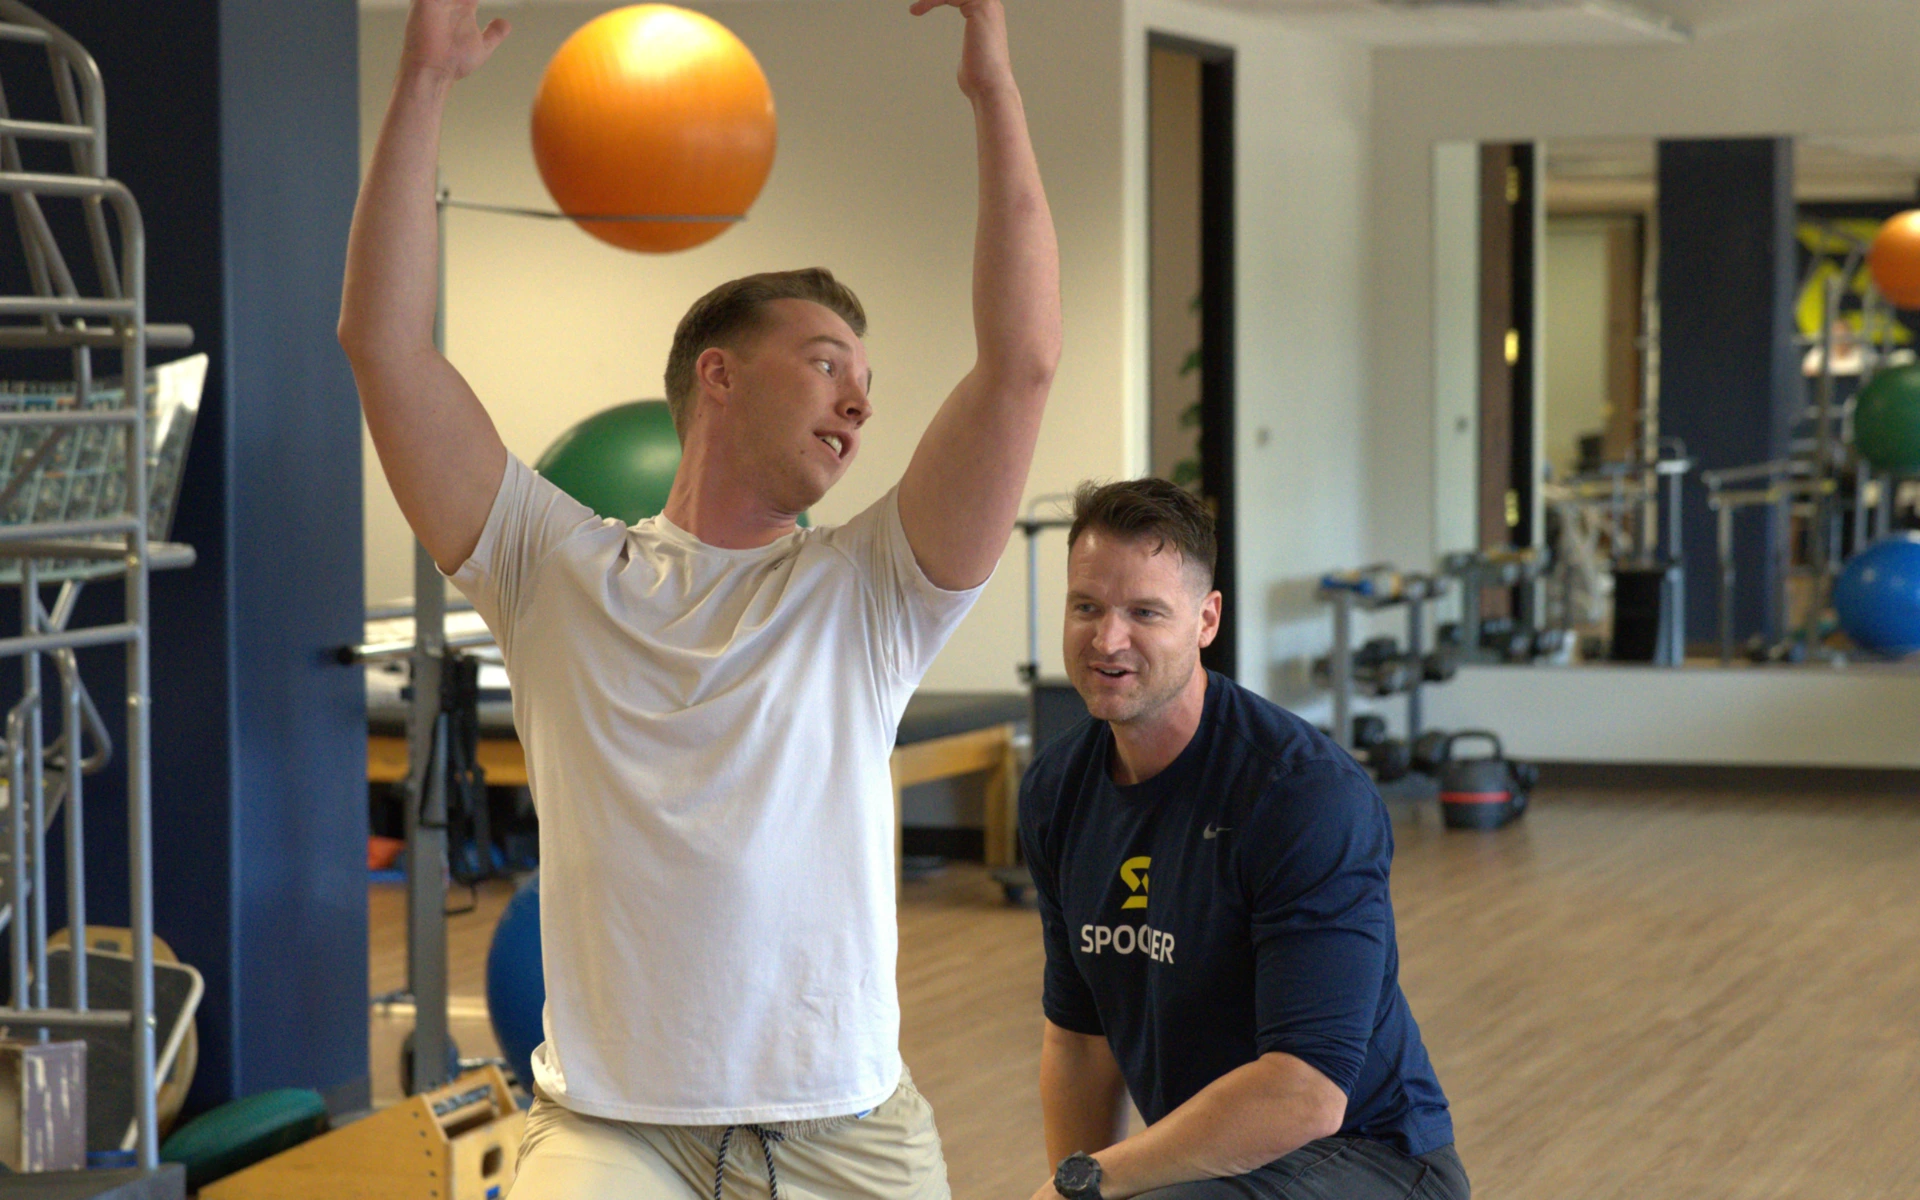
left=368, top=674, right=1029, bottom=868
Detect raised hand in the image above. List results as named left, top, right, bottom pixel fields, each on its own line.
left=402, top=0, right=510, bottom=82
left=908, top=0, right=1014, bottom=99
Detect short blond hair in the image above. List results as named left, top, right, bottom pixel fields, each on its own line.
left=663, top=268, right=867, bottom=441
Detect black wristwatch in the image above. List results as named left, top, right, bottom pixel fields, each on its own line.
left=1054, top=1151, right=1103, bottom=1200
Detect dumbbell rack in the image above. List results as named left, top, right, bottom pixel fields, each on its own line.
left=1317, top=569, right=1448, bottom=759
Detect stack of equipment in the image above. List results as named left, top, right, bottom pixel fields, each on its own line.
left=1317, top=566, right=1460, bottom=797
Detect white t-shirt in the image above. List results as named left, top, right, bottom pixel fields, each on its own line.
left=450, top=456, right=982, bottom=1124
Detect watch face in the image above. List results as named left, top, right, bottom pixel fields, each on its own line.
left=1058, top=1155, right=1100, bottom=1193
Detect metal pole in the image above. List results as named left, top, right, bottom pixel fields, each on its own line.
left=7, top=709, right=25, bottom=1009
left=24, top=562, right=47, bottom=1011
left=1770, top=489, right=1791, bottom=652
left=120, top=200, right=158, bottom=1167
left=60, top=654, right=85, bottom=1011
left=1405, top=592, right=1425, bottom=742
left=1330, top=593, right=1353, bottom=752
left=1717, top=503, right=1735, bottom=666
left=1664, top=465, right=1685, bottom=666
left=1853, top=460, right=1871, bottom=556
left=402, top=175, right=455, bottom=1094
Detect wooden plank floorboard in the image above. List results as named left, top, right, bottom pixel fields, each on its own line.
left=369, top=784, right=1920, bottom=1198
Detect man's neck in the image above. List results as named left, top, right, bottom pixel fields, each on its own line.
left=660, top=431, right=803, bottom=550
left=1108, top=666, right=1209, bottom=787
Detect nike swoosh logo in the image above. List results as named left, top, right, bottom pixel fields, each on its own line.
left=1203, top=824, right=1230, bottom=839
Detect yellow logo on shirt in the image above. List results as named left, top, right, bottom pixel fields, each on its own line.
left=1120, top=856, right=1150, bottom=910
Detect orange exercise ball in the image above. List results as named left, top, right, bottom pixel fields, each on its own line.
left=1868, top=210, right=1920, bottom=308
left=530, top=5, right=776, bottom=254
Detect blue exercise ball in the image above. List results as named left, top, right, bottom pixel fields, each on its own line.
left=1835, top=533, right=1920, bottom=657
left=485, top=874, right=546, bottom=1092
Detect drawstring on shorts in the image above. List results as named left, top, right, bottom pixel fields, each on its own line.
left=712, top=1123, right=786, bottom=1200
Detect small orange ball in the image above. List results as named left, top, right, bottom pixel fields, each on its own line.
left=530, top=5, right=776, bottom=254
left=1868, top=210, right=1920, bottom=309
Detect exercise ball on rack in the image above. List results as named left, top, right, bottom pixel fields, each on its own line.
left=1834, top=534, right=1920, bottom=658
left=485, top=874, right=546, bottom=1094
left=531, top=4, right=776, bottom=253
left=1869, top=210, right=1920, bottom=308
left=1854, top=364, right=1920, bottom=475
left=535, top=400, right=682, bottom=525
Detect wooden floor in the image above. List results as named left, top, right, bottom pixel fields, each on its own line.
left=370, top=782, right=1920, bottom=1199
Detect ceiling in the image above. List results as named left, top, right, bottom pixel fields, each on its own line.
left=1160, top=0, right=1815, bottom=46
left=354, top=0, right=1816, bottom=47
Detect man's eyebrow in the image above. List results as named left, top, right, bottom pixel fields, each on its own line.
left=1066, top=589, right=1169, bottom=608
left=798, top=334, right=875, bottom=391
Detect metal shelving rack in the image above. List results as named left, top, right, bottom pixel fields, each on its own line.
left=0, top=0, right=197, bottom=1168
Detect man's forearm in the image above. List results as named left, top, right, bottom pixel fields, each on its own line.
left=340, top=66, right=453, bottom=359
left=1039, top=1024, right=1130, bottom=1168
left=1089, top=1054, right=1346, bottom=1200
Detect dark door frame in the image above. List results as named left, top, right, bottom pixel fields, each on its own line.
left=1148, top=31, right=1237, bottom=678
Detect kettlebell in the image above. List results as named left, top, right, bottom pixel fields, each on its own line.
left=1438, top=730, right=1528, bottom=830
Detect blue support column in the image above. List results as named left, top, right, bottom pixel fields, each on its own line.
left=0, top=0, right=367, bottom=1116
left=1656, top=138, right=1801, bottom=647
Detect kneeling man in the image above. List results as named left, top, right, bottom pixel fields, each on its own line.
left=1019, top=479, right=1468, bottom=1200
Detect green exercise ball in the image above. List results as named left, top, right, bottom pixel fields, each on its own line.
left=533, top=399, right=808, bottom=527
left=1855, top=366, right=1920, bottom=474
left=535, top=400, right=682, bottom=525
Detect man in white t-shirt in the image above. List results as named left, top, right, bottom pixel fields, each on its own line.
left=339, top=0, right=1057, bottom=1196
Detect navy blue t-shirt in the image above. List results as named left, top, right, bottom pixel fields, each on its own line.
left=1019, top=672, right=1453, bottom=1157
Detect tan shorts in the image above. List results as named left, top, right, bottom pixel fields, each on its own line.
left=507, top=1068, right=952, bottom=1200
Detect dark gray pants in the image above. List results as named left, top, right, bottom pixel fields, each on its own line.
left=1135, top=1138, right=1468, bottom=1200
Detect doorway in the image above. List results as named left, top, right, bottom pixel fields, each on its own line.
left=1148, top=33, right=1236, bottom=675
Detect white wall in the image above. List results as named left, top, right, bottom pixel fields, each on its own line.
left=1428, top=664, right=1920, bottom=768
left=358, top=1, right=1127, bottom=690
left=1126, top=0, right=1374, bottom=706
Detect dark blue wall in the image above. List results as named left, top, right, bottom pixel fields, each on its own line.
left=0, top=0, right=366, bottom=1116
left=1657, top=138, right=1801, bottom=646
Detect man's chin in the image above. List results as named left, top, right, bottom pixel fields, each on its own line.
left=1074, top=680, right=1143, bottom=724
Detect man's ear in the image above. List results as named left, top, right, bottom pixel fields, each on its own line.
left=694, top=346, right=734, bottom=406
left=1197, top=589, right=1223, bottom=649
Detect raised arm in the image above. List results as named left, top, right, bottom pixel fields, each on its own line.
left=898, top=0, right=1062, bottom=591
left=339, top=0, right=511, bottom=573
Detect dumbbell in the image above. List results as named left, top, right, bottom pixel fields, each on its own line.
left=1477, top=618, right=1530, bottom=662
left=1353, top=636, right=1402, bottom=668
left=1421, top=646, right=1459, bottom=683
left=1510, top=761, right=1541, bottom=793
left=1361, top=656, right=1418, bottom=697
left=1367, top=737, right=1412, bottom=782
left=1532, top=628, right=1573, bottom=660
left=1410, top=730, right=1451, bottom=775
left=1351, top=713, right=1388, bottom=751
